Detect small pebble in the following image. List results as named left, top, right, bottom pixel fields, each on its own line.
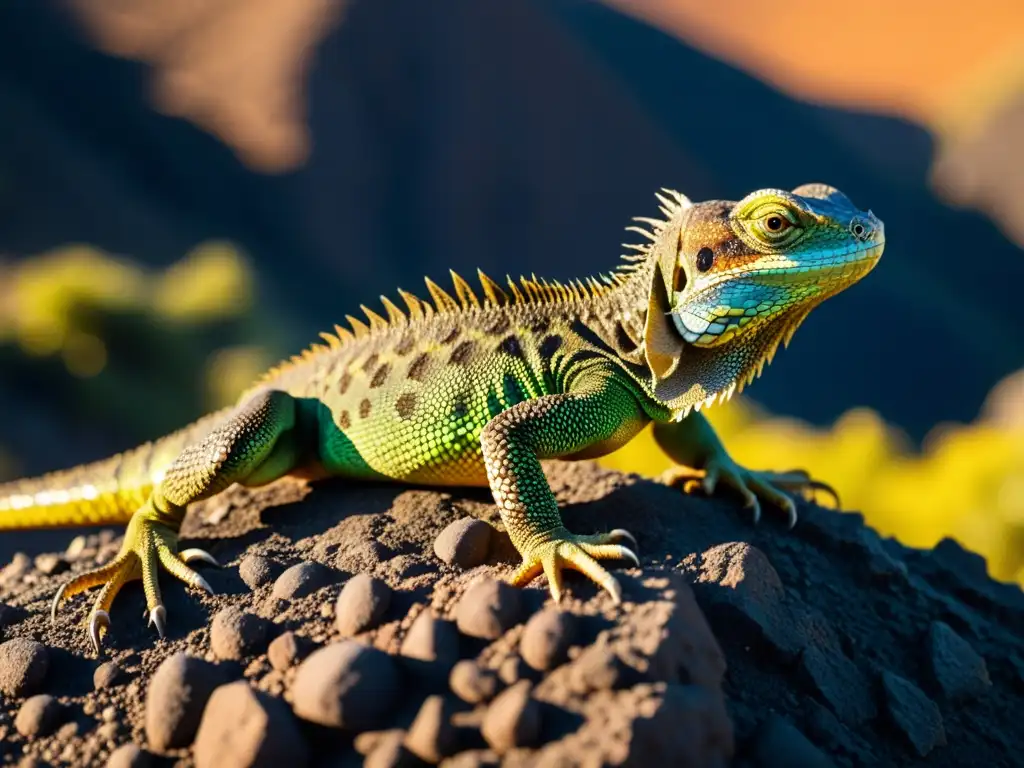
left=64, top=535, right=89, bottom=561
left=882, top=670, right=946, bottom=757
left=433, top=518, right=493, bottom=568
left=498, top=655, right=525, bottom=685
left=144, top=653, right=225, bottom=752
left=449, top=660, right=499, bottom=704
left=1, top=552, right=32, bottom=585
left=568, top=644, right=623, bottom=693
left=15, top=694, right=62, bottom=738
left=520, top=609, right=576, bottom=671
left=210, top=607, right=271, bottom=661
left=455, top=577, right=522, bottom=640
left=292, top=640, right=400, bottom=730
left=238, top=555, right=283, bottom=590
left=336, top=574, right=392, bottom=636
left=404, top=695, right=458, bottom=763
left=481, top=680, right=540, bottom=753
left=267, top=631, right=311, bottom=671
left=194, top=680, right=309, bottom=768
left=364, top=730, right=410, bottom=768
left=94, top=661, right=126, bottom=690
left=0, top=637, right=50, bottom=697
left=354, top=729, right=405, bottom=756
left=106, top=743, right=155, bottom=768
left=928, top=621, right=991, bottom=701
left=400, top=611, right=461, bottom=683
left=271, top=562, right=337, bottom=600
left=33, top=553, right=68, bottom=576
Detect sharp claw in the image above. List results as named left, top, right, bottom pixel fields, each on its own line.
left=50, top=583, right=67, bottom=623
left=148, top=605, right=167, bottom=639
left=702, top=471, right=718, bottom=495
left=194, top=574, right=215, bottom=595
left=180, top=548, right=220, bottom=567
left=608, top=528, right=638, bottom=552
left=90, top=610, right=110, bottom=655
left=748, top=497, right=762, bottom=525
left=604, top=576, right=623, bottom=605
left=621, top=547, right=640, bottom=568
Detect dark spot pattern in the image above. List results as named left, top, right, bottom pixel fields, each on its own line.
left=359, top=399, right=372, bottom=419
left=338, top=410, right=351, bottom=430
left=614, top=322, right=638, bottom=354
left=530, top=317, right=551, bottom=334
left=370, top=364, right=390, bottom=389
left=452, top=400, right=469, bottom=419
left=484, top=315, right=511, bottom=335
left=450, top=340, right=477, bottom=365
left=538, top=335, right=563, bottom=359
left=498, top=335, right=524, bottom=358
left=502, top=373, right=525, bottom=405
left=441, top=327, right=460, bottom=344
left=408, top=353, right=431, bottom=381
left=571, top=319, right=617, bottom=355
left=362, top=353, right=380, bottom=372
left=486, top=391, right=503, bottom=419
left=338, top=372, right=352, bottom=395
left=396, top=393, right=417, bottom=420
left=394, top=335, right=416, bottom=356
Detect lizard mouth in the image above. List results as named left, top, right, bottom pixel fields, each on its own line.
left=698, top=238, right=885, bottom=294
left=670, top=239, right=884, bottom=346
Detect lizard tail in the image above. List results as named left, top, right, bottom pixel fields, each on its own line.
left=0, top=447, right=157, bottom=529
left=0, top=409, right=231, bottom=530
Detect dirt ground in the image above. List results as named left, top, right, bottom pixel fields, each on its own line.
left=0, top=461, right=1021, bottom=767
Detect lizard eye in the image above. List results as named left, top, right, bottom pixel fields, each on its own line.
left=752, top=207, right=800, bottom=243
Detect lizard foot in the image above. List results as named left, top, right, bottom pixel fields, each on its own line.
left=663, top=460, right=838, bottom=530
left=508, top=527, right=638, bottom=604
left=51, top=508, right=218, bottom=654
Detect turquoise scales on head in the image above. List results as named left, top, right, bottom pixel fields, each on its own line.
left=0, top=183, right=883, bottom=653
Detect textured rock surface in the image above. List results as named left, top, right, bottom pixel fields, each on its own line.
left=0, top=462, right=1021, bottom=766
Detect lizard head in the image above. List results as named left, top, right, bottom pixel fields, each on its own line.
left=638, top=184, right=884, bottom=416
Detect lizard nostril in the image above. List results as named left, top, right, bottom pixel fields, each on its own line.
left=849, top=217, right=872, bottom=241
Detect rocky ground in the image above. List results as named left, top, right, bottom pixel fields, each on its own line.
left=0, top=461, right=1022, bottom=767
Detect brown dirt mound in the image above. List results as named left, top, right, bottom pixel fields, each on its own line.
left=0, top=461, right=1022, bottom=766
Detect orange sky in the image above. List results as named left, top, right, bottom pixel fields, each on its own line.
left=606, top=0, right=1024, bottom=130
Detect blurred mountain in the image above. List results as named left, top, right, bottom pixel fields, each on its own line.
left=0, top=0, right=1021, bottom=446
left=932, top=91, right=1024, bottom=249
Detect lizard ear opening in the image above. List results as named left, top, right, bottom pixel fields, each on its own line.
left=643, top=235, right=686, bottom=382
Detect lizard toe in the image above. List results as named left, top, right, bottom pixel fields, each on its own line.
left=89, top=611, right=111, bottom=656
left=508, top=529, right=632, bottom=605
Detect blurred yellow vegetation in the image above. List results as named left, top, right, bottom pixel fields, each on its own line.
left=601, top=389, right=1024, bottom=585
left=0, top=241, right=254, bottom=381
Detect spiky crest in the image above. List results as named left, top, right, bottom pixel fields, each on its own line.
left=617, top=187, right=691, bottom=274
left=256, top=265, right=625, bottom=385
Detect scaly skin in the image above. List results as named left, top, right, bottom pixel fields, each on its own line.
left=0, top=184, right=883, bottom=652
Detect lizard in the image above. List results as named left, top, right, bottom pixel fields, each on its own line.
left=0, top=183, right=883, bottom=653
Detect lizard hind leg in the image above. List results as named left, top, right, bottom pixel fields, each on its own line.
left=51, top=389, right=301, bottom=652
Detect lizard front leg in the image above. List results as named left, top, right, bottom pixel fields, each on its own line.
left=53, top=390, right=307, bottom=652
left=481, top=373, right=643, bottom=604
left=653, top=412, right=838, bottom=528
